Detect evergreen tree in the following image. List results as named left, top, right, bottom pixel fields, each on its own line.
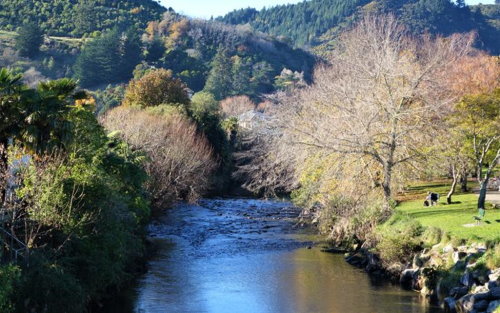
left=73, top=29, right=121, bottom=87
left=15, top=23, right=43, bottom=57
left=230, top=56, right=253, bottom=97
left=145, top=38, right=166, bottom=62
left=203, top=47, right=233, bottom=100
left=74, top=0, right=95, bottom=36
left=74, top=28, right=142, bottom=87
left=118, top=27, right=143, bottom=81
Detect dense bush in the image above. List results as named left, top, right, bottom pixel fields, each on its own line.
left=375, top=212, right=424, bottom=264
left=0, top=265, right=20, bottom=312
left=101, top=106, right=217, bottom=209
left=0, top=69, right=150, bottom=312
left=123, top=68, right=190, bottom=107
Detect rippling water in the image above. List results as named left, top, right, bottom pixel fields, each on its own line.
left=101, top=199, right=443, bottom=313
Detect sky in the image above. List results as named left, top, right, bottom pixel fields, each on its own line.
left=160, top=0, right=496, bottom=19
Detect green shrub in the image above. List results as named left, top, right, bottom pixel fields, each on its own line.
left=475, top=244, right=500, bottom=270
left=376, top=212, right=424, bottom=264
left=421, top=227, right=444, bottom=247
left=0, top=265, right=20, bottom=313
left=437, top=269, right=462, bottom=296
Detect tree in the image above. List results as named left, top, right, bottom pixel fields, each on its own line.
left=219, top=95, right=255, bottom=118
left=203, top=47, right=233, bottom=100
left=73, top=29, right=121, bottom=87
left=74, top=0, right=96, bottom=35
left=123, top=68, right=190, bottom=107
left=239, top=15, right=474, bottom=210
left=451, top=88, right=500, bottom=210
left=73, top=28, right=142, bottom=87
left=145, top=38, right=166, bottom=62
left=15, top=23, right=43, bottom=57
left=101, top=106, right=216, bottom=209
left=190, top=91, right=228, bottom=156
left=442, top=53, right=499, bottom=197
left=0, top=68, right=26, bottom=204
left=118, top=27, right=143, bottom=80
left=230, top=56, right=253, bottom=96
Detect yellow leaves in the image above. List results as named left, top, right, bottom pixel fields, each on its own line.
left=169, top=19, right=189, bottom=42
left=145, top=21, right=159, bottom=37
left=130, top=7, right=142, bottom=15
left=74, top=96, right=95, bottom=110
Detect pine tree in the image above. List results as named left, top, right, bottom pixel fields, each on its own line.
left=73, top=29, right=121, bottom=87
left=15, top=23, right=43, bottom=57
left=203, top=47, right=233, bottom=100
left=118, top=27, right=143, bottom=81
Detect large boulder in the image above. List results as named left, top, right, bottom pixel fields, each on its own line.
left=474, top=299, right=489, bottom=311
left=461, top=271, right=475, bottom=288
left=490, top=287, right=500, bottom=300
left=400, top=269, right=419, bottom=287
left=456, top=294, right=475, bottom=313
left=444, top=297, right=457, bottom=313
left=450, top=286, right=469, bottom=299
left=487, top=300, right=500, bottom=313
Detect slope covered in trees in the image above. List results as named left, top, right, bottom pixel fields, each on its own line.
left=0, top=0, right=167, bottom=37
left=218, top=0, right=500, bottom=54
left=140, top=12, right=315, bottom=98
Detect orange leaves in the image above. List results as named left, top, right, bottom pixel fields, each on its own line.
left=447, top=54, right=500, bottom=97
left=123, top=69, right=189, bottom=108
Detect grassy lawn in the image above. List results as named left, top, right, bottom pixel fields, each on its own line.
left=396, top=182, right=500, bottom=242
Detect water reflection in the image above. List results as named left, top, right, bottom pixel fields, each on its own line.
left=107, top=199, right=442, bottom=313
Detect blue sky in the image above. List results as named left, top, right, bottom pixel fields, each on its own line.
left=160, top=0, right=496, bottom=18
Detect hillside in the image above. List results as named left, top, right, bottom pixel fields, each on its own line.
left=0, top=0, right=167, bottom=37
left=0, top=9, right=315, bottom=109
left=140, top=12, right=316, bottom=97
left=218, top=0, right=500, bottom=54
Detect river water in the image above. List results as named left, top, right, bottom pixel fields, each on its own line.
left=104, top=199, right=443, bottom=313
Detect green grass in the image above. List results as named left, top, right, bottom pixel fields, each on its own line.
left=397, top=193, right=500, bottom=242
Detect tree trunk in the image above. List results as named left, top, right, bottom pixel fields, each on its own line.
left=460, top=172, right=468, bottom=192
left=447, top=167, right=458, bottom=205
left=477, top=178, right=489, bottom=209
left=382, top=163, right=393, bottom=212
left=0, top=141, right=8, bottom=206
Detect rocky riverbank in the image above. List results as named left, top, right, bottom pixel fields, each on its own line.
left=344, top=243, right=500, bottom=313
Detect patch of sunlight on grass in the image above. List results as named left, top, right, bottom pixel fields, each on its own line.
left=397, top=193, right=500, bottom=242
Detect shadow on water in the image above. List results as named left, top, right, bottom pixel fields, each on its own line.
left=98, top=199, right=442, bottom=313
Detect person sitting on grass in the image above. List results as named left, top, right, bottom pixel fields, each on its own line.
left=424, top=192, right=440, bottom=207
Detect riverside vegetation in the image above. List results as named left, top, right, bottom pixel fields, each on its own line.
left=0, top=0, right=499, bottom=312
left=235, top=14, right=500, bottom=313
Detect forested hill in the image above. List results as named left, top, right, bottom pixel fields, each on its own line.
left=0, top=0, right=167, bottom=37
left=218, top=0, right=500, bottom=54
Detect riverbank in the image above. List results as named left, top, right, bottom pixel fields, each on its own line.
left=334, top=188, right=500, bottom=313
left=343, top=241, right=499, bottom=313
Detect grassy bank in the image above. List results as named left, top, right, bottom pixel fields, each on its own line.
left=396, top=182, right=500, bottom=242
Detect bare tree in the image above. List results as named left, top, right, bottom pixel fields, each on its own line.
left=101, top=107, right=217, bottom=209
left=240, top=15, right=475, bottom=210
left=220, top=95, right=256, bottom=118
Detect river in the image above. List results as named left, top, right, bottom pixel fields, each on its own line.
left=102, top=198, right=443, bottom=313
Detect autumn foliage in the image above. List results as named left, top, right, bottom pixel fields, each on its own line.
left=123, top=68, right=190, bottom=107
